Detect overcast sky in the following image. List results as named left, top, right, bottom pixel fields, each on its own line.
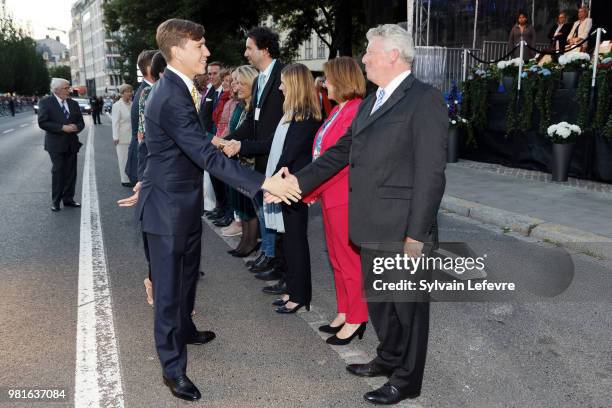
left=5, top=0, right=74, bottom=45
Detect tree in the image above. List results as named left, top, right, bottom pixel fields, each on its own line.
left=49, top=65, right=72, bottom=82
left=0, top=7, right=49, bottom=95
left=103, top=0, right=265, bottom=86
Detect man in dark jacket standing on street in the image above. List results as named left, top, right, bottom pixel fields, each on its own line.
left=37, top=78, right=85, bottom=212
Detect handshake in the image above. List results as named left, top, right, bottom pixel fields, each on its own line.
left=212, top=136, right=302, bottom=205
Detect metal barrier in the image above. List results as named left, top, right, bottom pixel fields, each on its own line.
left=482, top=40, right=548, bottom=62
left=414, top=46, right=482, bottom=92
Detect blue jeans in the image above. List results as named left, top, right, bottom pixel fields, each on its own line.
left=253, top=192, right=276, bottom=258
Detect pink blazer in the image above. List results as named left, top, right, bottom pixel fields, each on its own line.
left=303, top=98, right=362, bottom=209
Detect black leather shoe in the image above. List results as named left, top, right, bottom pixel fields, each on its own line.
left=213, top=216, right=233, bottom=227
left=275, top=303, right=310, bottom=314
left=63, top=201, right=81, bottom=208
left=246, top=252, right=265, bottom=268
left=186, top=330, right=216, bottom=345
left=206, top=208, right=223, bottom=220
left=346, top=362, right=392, bottom=378
left=162, top=375, right=201, bottom=401
left=249, top=256, right=275, bottom=273
left=363, top=382, right=420, bottom=405
left=262, top=280, right=286, bottom=295
left=326, top=322, right=366, bottom=345
left=319, top=323, right=343, bottom=334
left=272, top=298, right=288, bottom=306
left=51, top=203, right=61, bottom=212
left=255, top=268, right=281, bottom=281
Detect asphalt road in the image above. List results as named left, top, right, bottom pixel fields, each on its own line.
left=0, top=112, right=610, bottom=408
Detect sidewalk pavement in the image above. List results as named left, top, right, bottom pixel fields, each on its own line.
left=442, top=160, right=612, bottom=261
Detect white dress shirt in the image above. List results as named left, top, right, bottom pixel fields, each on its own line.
left=54, top=94, right=70, bottom=115
left=370, top=70, right=411, bottom=115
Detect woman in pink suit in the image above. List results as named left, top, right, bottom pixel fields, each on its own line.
left=303, top=57, right=368, bottom=345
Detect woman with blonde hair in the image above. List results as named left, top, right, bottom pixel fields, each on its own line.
left=111, top=83, right=133, bottom=186
left=222, top=63, right=322, bottom=312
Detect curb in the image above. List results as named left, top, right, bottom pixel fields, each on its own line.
left=440, top=195, right=612, bottom=261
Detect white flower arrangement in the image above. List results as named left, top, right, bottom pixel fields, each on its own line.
left=547, top=122, right=581, bottom=143
left=497, top=58, right=522, bottom=70
left=558, top=52, right=591, bottom=68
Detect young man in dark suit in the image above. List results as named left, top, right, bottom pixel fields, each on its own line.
left=281, top=24, right=448, bottom=405
left=37, top=78, right=85, bottom=212
left=221, top=26, right=286, bottom=282
left=117, top=18, right=299, bottom=402
left=125, top=50, right=156, bottom=185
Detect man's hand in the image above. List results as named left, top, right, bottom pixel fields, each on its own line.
left=404, top=236, right=424, bottom=259
left=262, top=167, right=301, bottom=204
left=117, top=182, right=141, bottom=207
left=221, top=140, right=241, bottom=158
left=62, top=124, right=78, bottom=133
left=137, top=132, right=144, bottom=142
left=113, top=139, right=120, bottom=145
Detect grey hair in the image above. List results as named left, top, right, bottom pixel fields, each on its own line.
left=118, top=83, right=133, bottom=94
left=50, top=77, right=70, bottom=92
left=366, top=24, right=415, bottom=64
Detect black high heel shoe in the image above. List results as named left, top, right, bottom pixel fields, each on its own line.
left=326, top=322, right=366, bottom=345
left=231, top=242, right=261, bottom=258
left=318, top=323, right=344, bottom=334
left=272, top=298, right=288, bottom=307
left=275, top=303, right=310, bottom=314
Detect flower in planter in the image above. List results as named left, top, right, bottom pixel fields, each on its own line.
left=558, top=52, right=591, bottom=70
left=547, top=122, right=581, bottom=144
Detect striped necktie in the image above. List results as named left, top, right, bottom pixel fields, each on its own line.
left=370, top=89, right=385, bottom=115
left=191, top=86, right=200, bottom=112
left=62, top=102, right=70, bottom=119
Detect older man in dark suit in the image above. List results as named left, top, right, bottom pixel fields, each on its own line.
left=118, top=19, right=299, bottom=402
left=37, top=78, right=85, bottom=212
left=282, top=24, right=448, bottom=405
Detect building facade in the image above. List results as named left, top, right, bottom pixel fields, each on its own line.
left=35, top=36, right=70, bottom=68
left=69, top=0, right=122, bottom=96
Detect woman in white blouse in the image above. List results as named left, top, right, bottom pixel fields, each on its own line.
left=112, top=84, right=133, bottom=186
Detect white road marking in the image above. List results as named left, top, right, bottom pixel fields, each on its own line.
left=20, top=123, right=29, bottom=128
left=75, top=124, right=125, bottom=408
left=2, top=128, right=14, bottom=134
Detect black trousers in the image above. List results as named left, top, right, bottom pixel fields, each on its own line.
left=209, top=174, right=229, bottom=215
left=370, top=299, right=430, bottom=392
left=145, top=228, right=201, bottom=379
left=48, top=150, right=78, bottom=205
left=92, top=110, right=101, bottom=124
left=281, top=202, right=311, bottom=305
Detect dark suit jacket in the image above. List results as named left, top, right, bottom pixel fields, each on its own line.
left=226, top=61, right=285, bottom=174
left=548, top=23, right=572, bottom=51
left=135, top=69, right=265, bottom=236
left=296, top=75, right=448, bottom=246
left=38, top=95, right=85, bottom=153
left=199, top=85, right=216, bottom=134
left=274, top=117, right=321, bottom=174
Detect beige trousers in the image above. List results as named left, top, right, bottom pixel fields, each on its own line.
left=115, top=143, right=130, bottom=184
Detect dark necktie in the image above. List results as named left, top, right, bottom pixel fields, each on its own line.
left=62, top=102, right=70, bottom=119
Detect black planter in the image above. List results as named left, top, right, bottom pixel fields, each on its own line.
left=447, top=126, right=459, bottom=163
left=562, top=71, right=579, bottom=89
left=594, top=134, right=612, bottom=182
left=550, top=143, right=575, bottom=182
left=502, top=76, right=515, bottom=92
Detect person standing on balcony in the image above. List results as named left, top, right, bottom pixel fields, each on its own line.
left=508, top=11, right=536, bottom=60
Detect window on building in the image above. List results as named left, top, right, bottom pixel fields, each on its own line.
left=305, top=39, right=313, bottom=60
left=317, top=38, right=326, bottom=59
